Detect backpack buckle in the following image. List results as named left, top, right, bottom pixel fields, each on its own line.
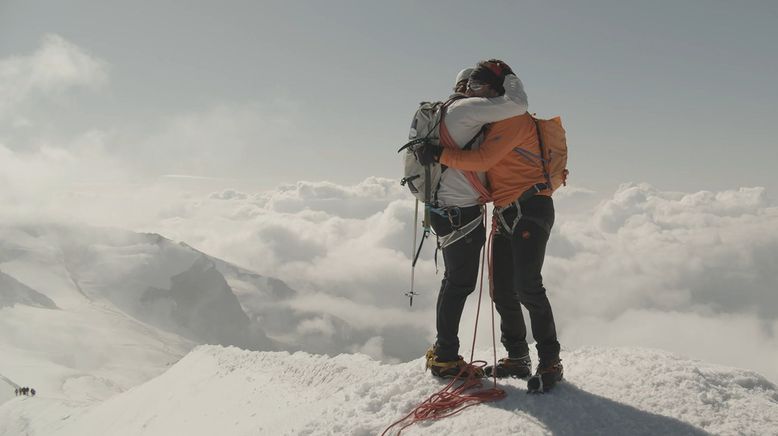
left=401, top=175, right=420, bottom=193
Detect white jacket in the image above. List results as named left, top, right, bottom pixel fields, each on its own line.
left=436, top=75, right=528, bottom=208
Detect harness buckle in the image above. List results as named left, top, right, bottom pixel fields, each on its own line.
left=494, top=201, right=521, bottom=236
left=438, top=206, right=462, bottom=229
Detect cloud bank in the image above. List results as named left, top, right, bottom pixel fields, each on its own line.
left=0, top=34, right=107, bottom=122
left=34, top=177, right=768, bottom=380
left=2, top=35, right=775, bottom=381
left=545, top=184, right=778, bottom=380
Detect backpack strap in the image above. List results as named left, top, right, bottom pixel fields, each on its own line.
left=533, top=117, right=553, bottom=188
left=463, top=124, right=488, bottom=151
left=396, top=97, right=463, bottom=153
left=424, top=164, right=432, bottom=209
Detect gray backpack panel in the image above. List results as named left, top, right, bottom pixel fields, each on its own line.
left=401, top=101, right=446, bottom=204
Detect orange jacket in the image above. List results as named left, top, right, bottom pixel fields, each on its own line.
left=439, top=112, right=551, bottom=207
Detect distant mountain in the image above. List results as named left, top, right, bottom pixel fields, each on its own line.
left=0, top=224, right=293, bottom=350
left=0, top=270, right=57, bottom=309
left=142, top=256, right=267, bottom=348
left=178, top=240, right=295, bottom=301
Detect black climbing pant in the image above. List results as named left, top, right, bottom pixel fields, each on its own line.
left=430, top=205, right=485, bottom=362
left=492, top=195, right=560, bottom=364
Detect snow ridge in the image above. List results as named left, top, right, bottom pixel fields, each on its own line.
left=53, top=346, right=778, bottom=436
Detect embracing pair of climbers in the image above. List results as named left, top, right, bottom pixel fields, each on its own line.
left=401, top=59, right=567, bottom=392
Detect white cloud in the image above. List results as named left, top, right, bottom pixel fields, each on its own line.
left=0, top=34, right=107, bottom=119
left=537, top=183, right=778, bottom=380
left=548, top=183, right=778, bottom=320
left=146, top=180, right=778, bottom=380
left=3, top=148, right=777, bottom=379
left=563, top=310, right=778, bottom=385
left=297, top=316, right=337, bottom=338
left=0, top=36, right=311, bottom=190
left=258, top=178, right=407, bottom=218
left=0, top=132, right=124, bottom=221
left=209, top=189, right=248, bottom=200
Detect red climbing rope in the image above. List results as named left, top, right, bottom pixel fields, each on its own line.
left=383, top=209, right=505, bottom=436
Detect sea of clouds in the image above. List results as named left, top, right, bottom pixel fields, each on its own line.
left=160, top=180, right=778, bottom=381
left=2, top=35, right=776, bottom=382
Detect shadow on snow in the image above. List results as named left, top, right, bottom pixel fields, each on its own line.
left=488, top=381, right=711, bottom=436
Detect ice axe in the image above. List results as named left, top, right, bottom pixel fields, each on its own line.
left=405, top=200, right=431, bottom=307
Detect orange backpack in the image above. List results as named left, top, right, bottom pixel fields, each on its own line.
left=533, top=115, right=569, bottom=193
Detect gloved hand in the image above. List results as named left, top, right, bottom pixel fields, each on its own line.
left=416, top=143, right=443, bottom=165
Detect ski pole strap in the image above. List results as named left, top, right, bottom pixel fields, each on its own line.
left=411, top=228, right=429, bottom=268
left=434, top=244, right=439, bottom=274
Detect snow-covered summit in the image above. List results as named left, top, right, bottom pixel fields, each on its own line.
left=8, top=345, right=776, bottom=436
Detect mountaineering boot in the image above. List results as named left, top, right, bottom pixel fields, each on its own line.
left=425, top=345, right=484, bottom=379
left=527, top=359, right=563, bottom=393
left=485, top=356, right=532, bottom=378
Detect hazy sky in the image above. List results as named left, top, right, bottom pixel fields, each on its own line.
left=2, top=0, right=777, bottom=196
left=2, top=0, right=778, bottom=384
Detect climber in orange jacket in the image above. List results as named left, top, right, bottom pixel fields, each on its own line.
left=417, top=67, right=564, bottom=391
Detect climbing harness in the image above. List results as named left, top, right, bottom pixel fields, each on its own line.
left=493, top=197, right=551, bottom=237
left=433, top=206, right=485, bottom=250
